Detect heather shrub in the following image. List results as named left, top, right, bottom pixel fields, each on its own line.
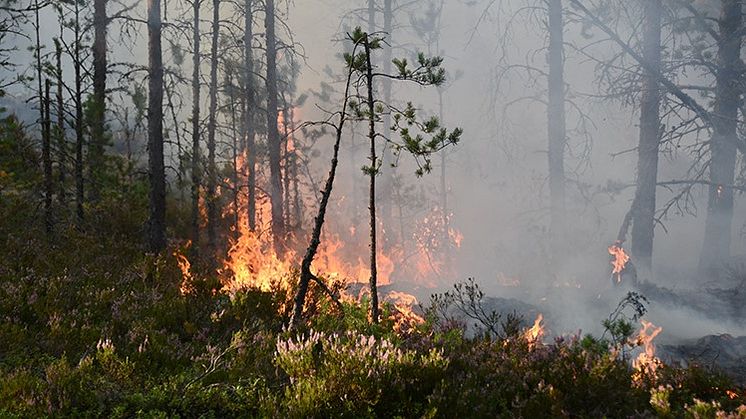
left=274, top=329, right=447, bottom=417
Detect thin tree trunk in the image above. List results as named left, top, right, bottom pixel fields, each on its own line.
left=74, top=0, right=84, bottom=224
left=55, top=36, right=66, bottom=207
left=90, top=0, right=107, bottom=202
left=364, top=35, right=379, bottom=324
left=265, top=0, right=284, bottom=246
left=229, top=72, right=240, bottom=239
left=191, top=0, right=202, bottom=255
left=380, top=0, right=395, bottom=245
left=282, top=102, right=291, bottom=228
left=290, top=56, right=356, bottom=329
left=243, top=0, right=257, bottom=231
left=438, top=88, right=449, bottom=265
left=43, top=79, right=53, bottom=235
left=547, top=0, right=566, bottom=255
left=699, top=0, right=742, bottom=272
left=630, top=0, right=662, bottom=273
left=147, top=0, right=166, bottom=253
left=206, top=0, right=220, bottom=259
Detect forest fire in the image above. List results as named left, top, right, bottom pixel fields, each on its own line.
left=174, top=242, right=194, bottom=295
left=632, top=320, right=663, bottom=382
left=608, top=241, right=630, bottom=284
left=523, top=313, right=545, bottom=349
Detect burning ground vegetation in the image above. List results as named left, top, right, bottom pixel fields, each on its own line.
left=1, top=110, right=745, bottom=419
left=1, top=210, right=746, bottom=419
left=1, top=115, right=745, bottom=419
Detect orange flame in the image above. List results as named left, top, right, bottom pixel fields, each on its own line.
left=608, top=241, right=630, bottom=283
left=174, top=242, right=193, bottom=295
left=632, top=320, right=663, bottom=382
left=523, top=313, right=545, bottom=349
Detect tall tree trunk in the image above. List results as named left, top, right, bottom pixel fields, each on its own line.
left=74, top=0, right=84, bottom=224
left=547, top=0, right=566, bottom=255
left=630, top=0, right=662, bottom=274
left=43, top=79, right=53, bottom=235
left=90, top=0, right=107, bottom=202
left=699, top=0, right=742, bottom=272
left=364, top=35, right=379, bottom=324
left=147, top=0, right=166, bottom=253
left=190, top=0, right=202, bottom=255
left=55, top=36, right=66, bottom=207
left=206, top=0, right=220, bottom=259
left=265, top=0, right=284, bottom=246
left=438, top=87, right=450, bottom=265
left=243, top=0, right=256, bottom=231
left=380, top=0, right=395, bottom=246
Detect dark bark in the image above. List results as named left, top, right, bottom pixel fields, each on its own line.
left=699, top=0, right=742, bottom=272
left=243, top=0, right=256, bottom=231
left=289, top=51, right=356, bottom=329
left=265, top=0, right=284, bottom=246
left=147, top=0, right=166, bottom=253
left=74, top=0, right=84, bottom=224
left=90, top=0, right=107, bottom=202
left=55, top=36, right=66, bottom=206
left=364, top=36, right=379, bottom=324
left=206, top=0, right=219, bottom=258
left=43, top=79, right=52, bottom=235
left=630, top=0, right=662, bottom=273
left=547, top=0, right=566, bottom=253
left=190, top=0, right=201, bottom=255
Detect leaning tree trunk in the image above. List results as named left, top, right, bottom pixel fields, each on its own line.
left=243, top=0, right=257, bottom=231
left=290, top=57, right=356, bottom=329
left=90, top=0, right=107, bottom=203
left=206, top=0, right=220, bottom=259
left=699, top=0, right=742, bottom=273
left=147, top=0, right=166, bottom=253
left=190, top=0, right=201, bottom=255
left=547, top=0, right=566, bottom=256
left=630, top=0, right=662, bottom=274
left=364, top=35, right=379, bottom=324
left=74, top=0, right=85, bottom=224
left=265, top=0, right=284, bottom=247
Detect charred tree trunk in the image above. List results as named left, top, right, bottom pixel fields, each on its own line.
left=265, top=0, right=284, bottom=246
left=206, top=0, right=220, bottom=259
left=243, top=0, right=257, bottom=231
left=147, top=0, right=166, bottom=253
left=55, top=37, right=66, bottom=207
left=43, top=79, right=53, bottom=235
left=90, top=0, right=107, bottom=203
left=190, top=0, right=202, bottom=256
left=630, top=0, right=662, bottom=273
left=74, top=0, right=84, bottom=224
left=699, top=0, right=742, bottom=273
left=547, top=0, right=566, bottom=254
left=364, top=35, right=379, bottom=324
left=290, top=57, right=355, bottom=329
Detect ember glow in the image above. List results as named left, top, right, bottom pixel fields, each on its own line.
left=608, top=241, right=630, bottom=284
